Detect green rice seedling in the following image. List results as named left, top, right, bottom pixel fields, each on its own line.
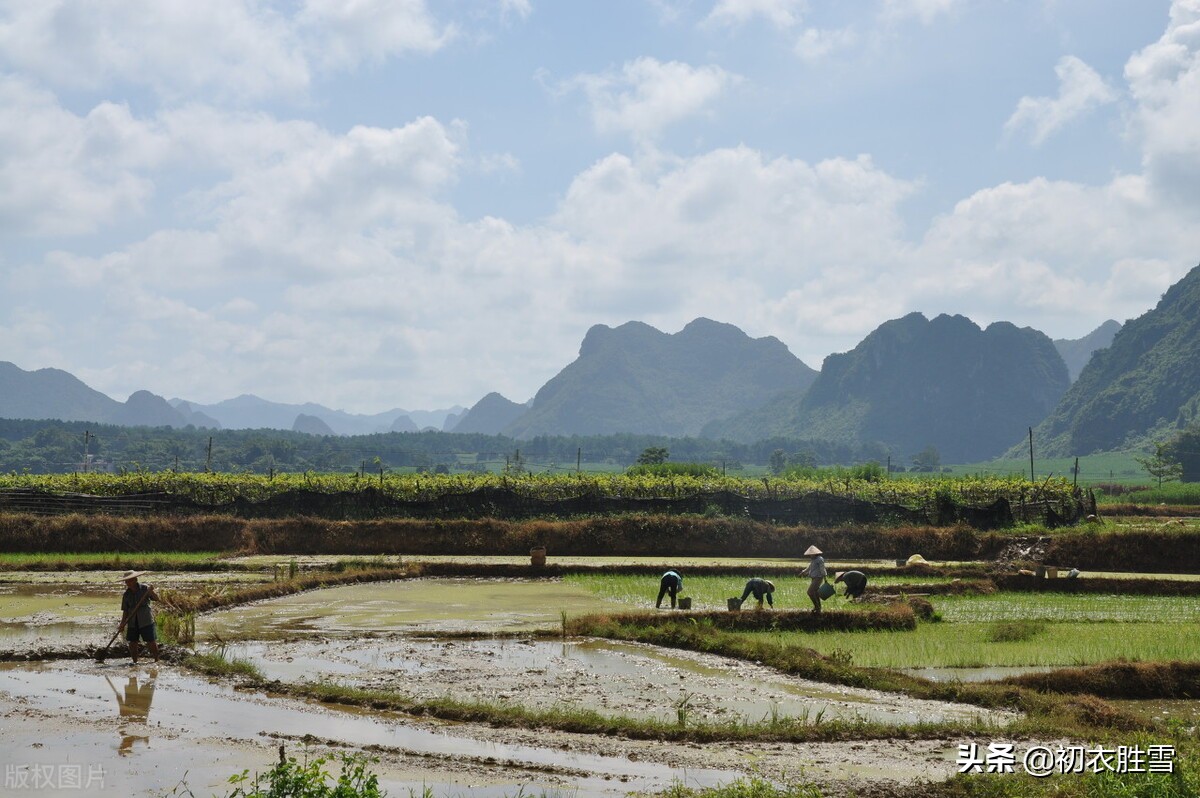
left=986, top=619, right=1045, bottom=643
left=156, top=611, right=196, bottom=646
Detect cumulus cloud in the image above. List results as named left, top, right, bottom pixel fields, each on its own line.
left=794, top=26, right=858, bottom=62
left=878, top=0, right=962, bottom=25
left=566, top=57, right=736, bottom=141
left=0, top=0, right=453, bottom=101
left=1005, top=56, right=1118, bottom=146
left=1125, top=0, right=1200, bottom=204
left=704, top=0, right=806, bottom=29
left=0, top=77, right=165, bottom=235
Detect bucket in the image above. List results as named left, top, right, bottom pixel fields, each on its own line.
left=818, top=581, right=836, bottom=600
left=678, top=597, right=692, bottom=610
left=1046, top=567, right=1058, bottom=579
left=726, top=597, right=742, bottom=612
left=530, top=547, right=547, bottom=567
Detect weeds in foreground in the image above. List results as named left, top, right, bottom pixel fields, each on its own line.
left=184, top=650, right=263, bottom=681
left=225, top=750, right=385, bottom=798
left=661, top=775, right=820, bottom=798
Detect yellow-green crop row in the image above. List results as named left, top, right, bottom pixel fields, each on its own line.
left=0, top=470, right=1075, bottom=508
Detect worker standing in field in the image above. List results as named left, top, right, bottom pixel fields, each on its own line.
left=119, top=571, right=160, bottom=664
left=803, top=545, right=827, bottom=613
left=739, top=577, right=775, bottom=609
left=835, top=570, right=868, bottom=600
left=656, top=570, right=683, bottom=609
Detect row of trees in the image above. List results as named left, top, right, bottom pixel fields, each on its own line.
left=0, top=419, right=914, bottom=476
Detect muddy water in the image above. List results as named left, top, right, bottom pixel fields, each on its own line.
left=221, top=636, right=1015, bottom=728
left=1112, top=698, right=1200, bottom=727
left=903, top=666, right=1059, bottom=683
left=0, top=661, right=740, bottom=796
left=200, top=578, right=632, bottom=638
left=0, top=572, right=271, bottom=647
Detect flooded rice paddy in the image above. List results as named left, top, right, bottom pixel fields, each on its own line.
left=0, top=564, right=1049, bottom=795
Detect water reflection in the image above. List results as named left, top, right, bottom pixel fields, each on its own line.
left=105, top=670, right=156, bottom=755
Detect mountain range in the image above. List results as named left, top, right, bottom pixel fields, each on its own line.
left=5, top=263, right=1197, bottom=463
left=494, top=318, right=817, bottom=439
left=702, top=313, right=1071, bottom=463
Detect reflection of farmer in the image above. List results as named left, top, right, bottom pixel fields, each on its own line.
left=105, top=672, right=155, bottom=755
left=740, top=578, right=775, bottom=609
left=119, top=570, right=160, bottom=663
left=835, top=570, right=868, bottom=600
left=656, top=570, right=683, bottom=609
left=802, top=546, right=827, bottom=613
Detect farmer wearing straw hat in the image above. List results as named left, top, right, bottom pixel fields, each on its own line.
left=802, top=545, right=827, bottom=613
left=119, top=571, right=160, bottom=663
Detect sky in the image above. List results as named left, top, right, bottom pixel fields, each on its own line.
left=2, top=0, right=1199, bottom=414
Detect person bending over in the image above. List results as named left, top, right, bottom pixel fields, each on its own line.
left=656, top=570, right=683, bottom=609
left=835, top=570, right=868, bottom=600
left=740, top=577, right=775, bottom=609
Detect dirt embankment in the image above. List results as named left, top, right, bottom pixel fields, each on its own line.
left=5, top=512, right=1200, bottom=572
left=1001, top=661, right=1200, bottom=700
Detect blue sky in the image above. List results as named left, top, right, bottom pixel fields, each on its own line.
left=2, top=0, right=1198, bottom=413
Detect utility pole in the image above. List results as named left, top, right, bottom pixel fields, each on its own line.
left=82, top=430, right=91, bottom=472
left=1028, top=427, right=1035, bottom=482
left=1073, top=457, right=1079, bottom=489
left=577, top=447, right=581, bottom=474
left=206, top=436, right=213, bottom=472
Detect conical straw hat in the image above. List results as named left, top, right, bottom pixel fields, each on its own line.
left=804, top=545, right=822, bottom=556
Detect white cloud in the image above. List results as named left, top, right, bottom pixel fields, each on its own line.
left=0, top=1, right=309, bottom=101
left=567, top=57, right=736, bottom=141
left=704, top=0, right=806, bottom=29
left=0, top=77, right=165, bottom=235
left=298, top=0, right=453, bottom=70
left=1125, top=0, right=1200, bottom=204
left=1005, top=56, right=1118, bottom=145
left=0, top=0, right=453, bottom=101
left=794, top=26, right=858, bottom=62
left=499, top=0, right=533, bottom=19
left=878, top=0, right=962, bottom=25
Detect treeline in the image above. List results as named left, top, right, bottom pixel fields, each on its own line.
left=0, top=418, right=892, bottom=475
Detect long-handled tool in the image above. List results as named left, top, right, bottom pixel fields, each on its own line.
left=96, top=588, right=152, bottom=663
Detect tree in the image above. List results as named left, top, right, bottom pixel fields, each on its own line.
left=636, top=447, right=669, bottom=465
left=911, top=446, right=941, bottom=472
left=1166, top=427, right=1200, bottom=483
left=769, top=449, right=787, bottom=475
left=1135, top=441, right=1183, bottom=488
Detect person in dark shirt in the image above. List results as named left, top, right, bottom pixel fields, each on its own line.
left=835, top=570, right=869, bottom=600
left=656, top=570, right=683, bottom=609
left=119, top=570, right=160, bottom=664
left=740, top=577, right=775, bottom=608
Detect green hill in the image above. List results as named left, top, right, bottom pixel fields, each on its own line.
left=1032, top=263, right=1200, bottom=456
left=503, top=318, right=817, bottom=439
left=706, top=313, right=1069, bottom=463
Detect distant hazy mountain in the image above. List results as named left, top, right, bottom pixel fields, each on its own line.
left=170, top=395, right=465, bottom=435
left=708, top=313, right=1070, bottom=463
left=503, top=318, right=818, bottom=439
left=1033, top=263, right=1200, bottom=456
left=172, top=401, right=222, bottom=429
left=293, top=413, right=335, bottom=435
left=1054, top=320, right=1122, bottom=382
left=452, top=393, right=528, bottom=435
left=441, top=411, right=462, bottom=431
left=0, top=362, right=196, bottom=428
left=389, top=414, right=419, bottom=433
